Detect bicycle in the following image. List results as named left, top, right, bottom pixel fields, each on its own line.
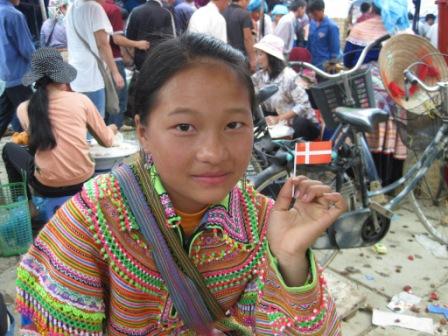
left=249, top=33, right=448, bottom=267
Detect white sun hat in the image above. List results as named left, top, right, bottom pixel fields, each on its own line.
left=254, top=34, right=285, bottom=61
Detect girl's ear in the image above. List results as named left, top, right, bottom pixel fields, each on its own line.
left=135, top=115, right=151, bottom=153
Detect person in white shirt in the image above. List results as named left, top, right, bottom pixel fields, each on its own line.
left=65, top=0, right=124, bottom=118
left=419, top=13, right=436, bottom=37
left=426, top=22, right=438, bottom=48
left=274, top=0, right=306, bottom=56
left=187, top=0, right=228, bottom=42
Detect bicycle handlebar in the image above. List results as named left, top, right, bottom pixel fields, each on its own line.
left=403, top=68, right=444, bottom=94
left=289, top=34, right=390, bottom=79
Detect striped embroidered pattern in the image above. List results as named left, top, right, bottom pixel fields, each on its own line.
left=16, top=162, right=340, bottom=335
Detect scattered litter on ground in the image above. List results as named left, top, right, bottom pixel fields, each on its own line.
left=403, top=285, right=413, bottom=293
left=416, top=234, right=448, bottom=259
left=373, top=243, right=388, bottom=254
left=430, top=292, right=440, bottom=301
left=387, top=292, right=421, bottom=313
left=411, top=305, right=421, bottom=313
left=365, top=274, right=375, bottom=281
left=372, top=309, right=434, bottom=334
left=344, top=266, right=360, bottom=274
left=428, top=304, right=448, bottom=319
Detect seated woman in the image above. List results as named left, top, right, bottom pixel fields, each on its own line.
left=16, top=34, right=346, bottom=335
left=2, top=48, right=117, bottom=203
left=343, top=1, right=408, bottom=186
left=252, top=34, right=320, bottom=140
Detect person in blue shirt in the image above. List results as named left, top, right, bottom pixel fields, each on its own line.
left=0, top=0, right=35, bottom=137
left=307, top=0, right=340, bottom=70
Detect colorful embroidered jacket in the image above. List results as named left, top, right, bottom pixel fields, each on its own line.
left=16, top=163, right=341, bottom=335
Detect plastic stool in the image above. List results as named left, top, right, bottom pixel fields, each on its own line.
left=32, top=195, right=71, bottom=223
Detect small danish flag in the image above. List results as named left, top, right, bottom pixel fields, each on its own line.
left=295, top=141, right=333, bottom=165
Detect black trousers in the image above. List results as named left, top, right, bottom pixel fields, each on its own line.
left=0, top=85, right=32, bottom=137
left=371, top=152, right=404, bottom=187
left=2, top=143, right=85, bottom=198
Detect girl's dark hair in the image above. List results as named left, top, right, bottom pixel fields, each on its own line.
left=134, top=34, right=256, bottom=125
left=28, top=76, right=57, bottom=152
left=267, top=54, right=286, bottom=80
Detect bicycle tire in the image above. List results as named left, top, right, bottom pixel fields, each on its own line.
left=255, top=169, right=289, bottom=199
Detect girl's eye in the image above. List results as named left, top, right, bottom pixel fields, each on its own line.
left=227, top=122, right=243, bottom=130
left=176, top=124, right=193, bottom=132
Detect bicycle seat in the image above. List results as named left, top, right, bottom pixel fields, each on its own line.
left=334, top=107, right=389, bottom=133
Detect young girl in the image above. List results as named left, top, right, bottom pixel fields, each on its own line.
left=16, top=34, right=346, bottom=335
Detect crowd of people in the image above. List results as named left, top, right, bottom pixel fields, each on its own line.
left=0, top=0, right=437, bottom=334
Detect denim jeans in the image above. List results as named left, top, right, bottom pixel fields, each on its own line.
left=82, top=88, right=106, bottom=119
left=106, top=60, right=127, bottom=129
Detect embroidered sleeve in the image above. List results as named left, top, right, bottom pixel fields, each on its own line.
left=16, top=192, right=107, bottom=335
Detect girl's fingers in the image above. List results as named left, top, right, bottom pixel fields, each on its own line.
left=294, top=179, right=332, bottom=203
left=322, top=192, right=349, bottom=214
left=273, top=176, right=308, bottom=211
left=274, top=177, right=345, bottom=213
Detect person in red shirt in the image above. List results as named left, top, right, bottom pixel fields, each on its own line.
left=102, top=0, right=149, bottom=129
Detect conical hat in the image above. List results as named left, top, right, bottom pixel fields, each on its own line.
left=379, top=34, right=448, bottom=115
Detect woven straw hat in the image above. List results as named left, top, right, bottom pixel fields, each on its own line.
left=379, top=34, right=448, bottom=115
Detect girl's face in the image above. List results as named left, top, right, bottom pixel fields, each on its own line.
left=137, top=61, right=254, bottom=213
left=256, top=50, right=269, bottom=71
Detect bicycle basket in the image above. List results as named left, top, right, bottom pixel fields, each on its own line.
left=309, top=65, right=376, bottom=129
left=394, top=109, right=443, bottom=152
left=0, top=182, right=33, bottom=256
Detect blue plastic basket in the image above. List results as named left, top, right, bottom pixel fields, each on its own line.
left=0, top=182, right=33, bottom=257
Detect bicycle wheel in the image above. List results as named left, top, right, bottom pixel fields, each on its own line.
left=255, top=169, right=289, bottom=200
left=408, top=158, right=448, bottom=244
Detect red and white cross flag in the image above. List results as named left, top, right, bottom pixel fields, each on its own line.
left=295, top=141, right=333, bottom=165
left=292, top=141, right=332, bottom=197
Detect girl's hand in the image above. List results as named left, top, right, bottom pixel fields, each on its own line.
left=267, top=176, right=347, bottom=285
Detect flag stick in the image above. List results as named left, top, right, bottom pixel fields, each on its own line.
left=292, top=144, right=297, bottom=198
